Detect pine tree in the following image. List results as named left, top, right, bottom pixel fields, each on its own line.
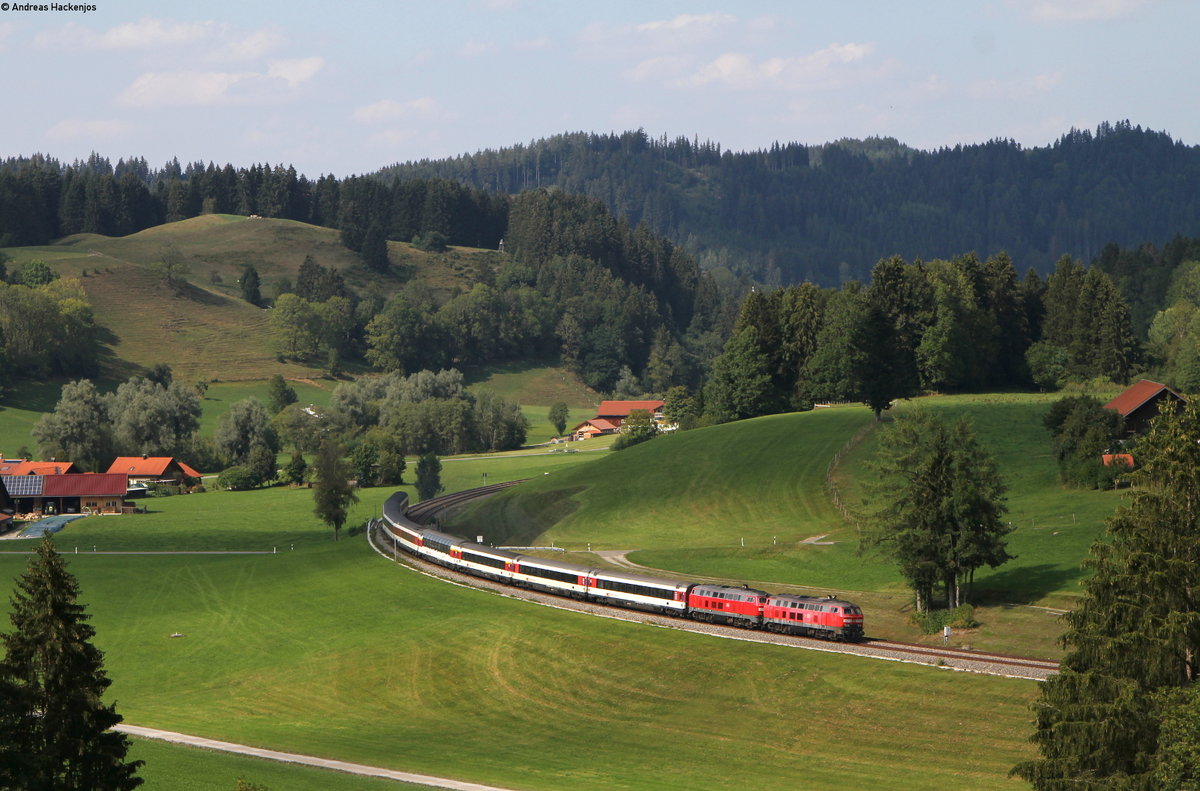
left=240, top=265, right=261, bottom=306
left=0, top=538, right=143, bottom=790
left=1014, top=399, right=1200, bottom=789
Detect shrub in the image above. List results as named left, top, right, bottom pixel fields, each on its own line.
left=217, top=465, right=256, bottom=491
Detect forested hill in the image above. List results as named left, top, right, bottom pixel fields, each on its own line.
left=375, top=121, right=1200, bottom=287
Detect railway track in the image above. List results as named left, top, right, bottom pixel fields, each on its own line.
left=378, top=484, right=1060, bottom=681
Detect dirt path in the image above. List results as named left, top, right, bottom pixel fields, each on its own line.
left=115, top=724, right=524, bottom=791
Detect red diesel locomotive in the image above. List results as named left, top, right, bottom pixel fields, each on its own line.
left=377, top=491, right=865, bottom=642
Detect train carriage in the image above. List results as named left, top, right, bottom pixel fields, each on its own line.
left=586, top=568, right=690, bottom=615
left=764, top=594, right=864, bottom=641
left=455, top=542, right=520, bottom=583
left=510, top=554, right=590, bottom=598
left=687, top=584, right=769, bottom=627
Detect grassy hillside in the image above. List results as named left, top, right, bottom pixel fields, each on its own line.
left=452, top=393, right=1127, bottom=657
left=1, top=214, right=502, bottom=382
left=0, top=518, right=1038, bottom=791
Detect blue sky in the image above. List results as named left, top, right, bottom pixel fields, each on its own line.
left=2, top=0, right=1195, bottom=177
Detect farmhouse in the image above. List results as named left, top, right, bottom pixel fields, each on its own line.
left=106, top=456, right=202, bottom=488
left=569, top=400, right=668, bottom=441
left=0, top=473, right=129, bottom=517
left=1103, top=379, right=1187, bottom=435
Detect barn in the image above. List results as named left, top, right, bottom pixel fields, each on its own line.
left=1103, top=380, right=1187, bottom=435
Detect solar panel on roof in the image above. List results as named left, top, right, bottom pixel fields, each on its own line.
left=1, top=475, right=43, bottom=497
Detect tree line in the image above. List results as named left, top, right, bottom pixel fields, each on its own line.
left=695, top=252, right=1138, bottom=426
left=376, top=122, right=1200, bottom=288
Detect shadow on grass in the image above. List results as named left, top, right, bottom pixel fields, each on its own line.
left=971, top=563, right=1085, bottom=606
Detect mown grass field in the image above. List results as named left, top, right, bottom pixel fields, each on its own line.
left=455, top=392, right=1128, bottom=658
left=0, top=531, right=1038, bottom=791
left=128, top=738, right=428, bottom=791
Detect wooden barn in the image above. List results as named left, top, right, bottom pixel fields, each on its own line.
left=1103, top=380, right=1187, bottom=435
left=106, top=456, right=202, bottom=487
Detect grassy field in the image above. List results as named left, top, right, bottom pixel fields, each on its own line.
left=1, top=214, right=503, bottom=382
left=0, top=532, right=1038, bottom=791
left=128, top=738, right=428, bottom=790
left=453, top=393, right=1129, bottom=658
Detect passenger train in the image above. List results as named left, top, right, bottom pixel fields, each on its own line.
left=377, top=491, right=865, bottom=641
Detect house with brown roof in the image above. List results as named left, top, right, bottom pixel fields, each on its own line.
left=570, top=417, right=620, bottom=441
left=106, top=456, right=202, bottom=487
left=1103, top=379, right=1187, bottom=435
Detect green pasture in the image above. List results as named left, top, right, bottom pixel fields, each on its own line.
left=128, top=738, right=426, bottom=790
left=453, top=392, right=1131, bottom=658
left=452, top=406, right=876, bottom=551
left=464, top=360, right=600, bottom=411
left=0, top=534, right=1038, bottom=791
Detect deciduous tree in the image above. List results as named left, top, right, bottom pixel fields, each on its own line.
left=312, top=440, right=358, bottom=540
left=548, top=402, right=570, bottom=437
left=415, top=452, right=443, bottom=502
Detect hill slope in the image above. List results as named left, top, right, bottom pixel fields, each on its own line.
left=2, top=214, right=499, bottom=381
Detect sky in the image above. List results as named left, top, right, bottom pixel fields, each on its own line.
left=1, top=0, right=1196, bottom=178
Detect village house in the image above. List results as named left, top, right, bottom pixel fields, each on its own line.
left=106, top=456, right=202, bottom=489
left=1103, top=379, right=1187, bottom=435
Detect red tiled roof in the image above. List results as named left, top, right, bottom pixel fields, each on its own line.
left=107, top=457, right=174, bottom=476
left=1102, top=453, right=1135, bottom=468
left=1103, top=380, right=1185, bottom=417
left=107, top=457, right=199, bottom=478
left=595, top=400, right=666, bottom=417
left=0, top=460, right=79, bottom=475
left=42, top=473, right=128, bottom=498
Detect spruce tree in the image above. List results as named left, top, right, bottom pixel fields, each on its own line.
left=0, top=538, right=143, bottom=790
left=1014, top=399, right=1200, bottom=789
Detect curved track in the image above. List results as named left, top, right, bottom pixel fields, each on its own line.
left=372, top=484, right=1059, bottom=681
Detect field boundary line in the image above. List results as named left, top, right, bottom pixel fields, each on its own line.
left=115, top=724, right=524, bottom=791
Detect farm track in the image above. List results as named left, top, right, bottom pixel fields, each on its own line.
left=375, top=485, right=1060, bottom=682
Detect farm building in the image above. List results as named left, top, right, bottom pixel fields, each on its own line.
left=570, top=400, right=670, bottom=441
left=0, top=457, right=82, bottom=475
left=0, top=473, right=129, bottom=517
left=0, top=477, right=13, bottom=530
left=1103, top=379, right=1187, bottom=435
left=106, top=456, right=202, bottom=487
left=570, top=418, right=620, bottom=441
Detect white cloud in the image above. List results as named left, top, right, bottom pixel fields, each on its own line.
left=582, top=12, right=736, bottom=57
left=119, top=71, right=250, bottom=107
left=352, top=97, right=452, bottom=124
left=266, top=57, right=324, bottom=87
left=46, top=118, right=133, bottom=141
left=118, top=58, right=322, bottom=108
left=1011, top=0, right=1150, bottom=22
left=685, top=42, right=876, bottom=91
left=33, top=17, right=284, bottom=60
left=968, top=71, right=1063, bottom=99
left=624, top=56, right=690, bottom=83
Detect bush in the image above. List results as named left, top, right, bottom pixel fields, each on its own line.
left=910, top=604, right=979, bottom=634
left=217, top=465, right=256, bottom=491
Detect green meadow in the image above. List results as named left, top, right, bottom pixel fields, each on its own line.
left=0, top=531, right=1038, bottom=791
left=457, top=392, right=1128, bottom=658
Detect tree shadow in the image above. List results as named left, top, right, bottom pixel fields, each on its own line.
left=969, top=563, right=1084, bottom=606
